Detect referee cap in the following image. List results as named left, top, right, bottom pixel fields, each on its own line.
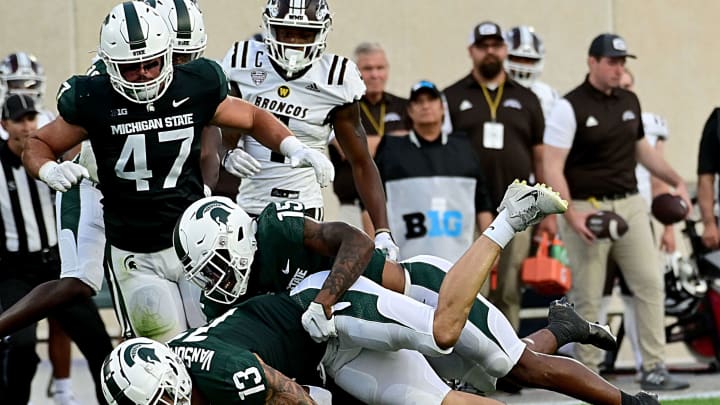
left=2, top=94, right=38, bottom=121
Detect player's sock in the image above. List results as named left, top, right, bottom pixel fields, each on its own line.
left=482, top=209, right=516, bottom=248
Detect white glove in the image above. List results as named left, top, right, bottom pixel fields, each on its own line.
left=375, top=230, right=399, bottom=260
left=222, top=148, right=262, bottom=178
left=38, top=161, right=89, bottom=192
left=301, top=302, right=337, bottom=343
left=203, top=184, right=212, bottom=197
left=280, top=137, right=335, bottom=187
left=305, top=386, right=332, bottom=405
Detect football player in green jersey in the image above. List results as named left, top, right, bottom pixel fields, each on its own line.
left=172, top=182, right=658, bottom=405
left=22, top=1, right=334, bottom=342
left=0, top=0, right=217, bottom=342
left=102, top=277, right=508, bottom=405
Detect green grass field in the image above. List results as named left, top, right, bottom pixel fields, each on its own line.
left=660, top=399, right=720, bottom=405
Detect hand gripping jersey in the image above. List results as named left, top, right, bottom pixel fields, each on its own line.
left=202, top=200, right=386, bottom=319
left=57, top=58, right=228, bottom=252
left=168, top=293, right=326, bottom=404
left=221, top=40, right=366, bottom=214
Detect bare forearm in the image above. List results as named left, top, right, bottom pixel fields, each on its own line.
left=698, top=174, right=717, bottom=226
left=250, top=108, right=293, bottom=152
left=22, top=137, right=58, bottom=177
left=308, top=223, right=374, bottom=309
left=352, top=161, right=389, bottom=230
left=200, top=126, right=221, bottom=189
left=263, top=359, right=318, bottom=405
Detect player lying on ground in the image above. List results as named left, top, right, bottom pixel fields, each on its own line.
left=169, top=181, right=657, bottom=405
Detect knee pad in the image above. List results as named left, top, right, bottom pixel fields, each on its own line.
left=127, top=285, right=182, bottom=340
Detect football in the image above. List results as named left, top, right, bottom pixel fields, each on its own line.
left=585, top=211, right=629, bottom=240
left=651, top=193, right=689, bottom=225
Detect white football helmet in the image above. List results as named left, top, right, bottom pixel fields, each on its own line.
left=98, top=1, right=173, bottom=103
left=262, top=0, right=332, bottom=75
left=664, top=251, right=708, bottom=317
left=173, top=196, right=258, bottom=304
left=101, top=337, right=192, bottom=405
left=152, top=0, right=207, bottom=61
left=504, top=25, right=545, bottom=87
left=0, top=52, right=46, bottom=103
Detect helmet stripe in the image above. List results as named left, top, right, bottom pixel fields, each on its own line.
left=145, top=0, right=157, bottom=7
left=123, top=2, right=147, bottom=51
left=173, top=0, right=192, bottom=40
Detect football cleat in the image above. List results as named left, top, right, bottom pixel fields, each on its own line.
left=547, top=297, right=618, bottom=351
left=497, top=180, right=568, bottom=232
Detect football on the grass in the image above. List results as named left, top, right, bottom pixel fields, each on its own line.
left=585, top=211, right=629, bottom=240
left=651, top=193, right=689, bottom=225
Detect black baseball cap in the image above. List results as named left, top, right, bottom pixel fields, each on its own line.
left=588, top=33, right=636, bottom=59
left=2, top=94, right=38, bottom=121
left=409, top=80, right=442, bottom=101
left=469, top=21, right=504, bottom=45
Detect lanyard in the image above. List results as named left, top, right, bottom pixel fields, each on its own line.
left=480, top=82, right=504, bottom=121
left=360, top=101, right=386, bottom=136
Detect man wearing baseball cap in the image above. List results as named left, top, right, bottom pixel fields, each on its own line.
left=374, top=80, right=493, bottom=264
left=543, top=33, right=691, bottom=390
left=444, top=21, right=546, bottom=332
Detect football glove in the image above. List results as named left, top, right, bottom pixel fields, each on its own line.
left=280, top=137, right=335, bottom=187
left=222, top=148, right=262, bottom=178
left=374, top=230, right=399, bottom=260
left=38, top=161, right=89, bottom=192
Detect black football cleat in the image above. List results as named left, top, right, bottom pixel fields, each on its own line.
left=547, top=297, right=618, bottom=351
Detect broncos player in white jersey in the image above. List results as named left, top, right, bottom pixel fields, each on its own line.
left=0, top=52, right=56, bottom=141
left=504, top=25, right=559, bottom=120
left=220, top=0, right=400, bottom=259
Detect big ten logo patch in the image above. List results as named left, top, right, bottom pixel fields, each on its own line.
left=401, top=197, right=463, bottom=239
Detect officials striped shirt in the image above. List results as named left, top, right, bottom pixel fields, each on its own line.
left=0, top=141, right=56, bottom=254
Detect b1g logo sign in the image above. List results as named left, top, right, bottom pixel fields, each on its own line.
left=402, top=210, right=463, bottom=239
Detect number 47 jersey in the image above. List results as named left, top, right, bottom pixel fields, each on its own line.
left=221, top=40, right=366, bottom=214
left=56, top=58, right=228, bottom=253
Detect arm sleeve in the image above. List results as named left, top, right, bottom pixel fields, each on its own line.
left=698, top=108, right=720, bottom=175
left=205, top=59, right=229, bottom=104
left=56, top=76, right=83, bottom=126
left=543, top=98, right=576, bottom=148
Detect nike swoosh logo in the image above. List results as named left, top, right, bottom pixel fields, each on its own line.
left=517, top=190, right=539, bottom=202
left=281, top=259, right=290, bottom=275
left=172, top=97, right=190, bottom=108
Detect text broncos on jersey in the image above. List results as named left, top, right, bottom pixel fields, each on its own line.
left=110, top=113, right=194, bottom=135
left=254, top=96, right=309, bottom=119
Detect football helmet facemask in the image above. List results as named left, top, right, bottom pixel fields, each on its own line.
left=173, top=196, right=258, bottom=304
left=152, top=0, right=207, bottom=63
left=504, top=25, right=544, bottom=87
left=0, top=52, right=46, bottom=103
left=262, top=0, right=332, bottom=75
left=664, top=251, right=708, bottom=317
left=98, top=1, right=173, bottom=104
left=101, top=337, right=192, bottom=405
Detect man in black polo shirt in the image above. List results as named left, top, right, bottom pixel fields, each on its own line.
left=444, top=21, right=545, bottom=331
left=543, top=33, right=690, bottom=391
left=697, top=108, right=720, bottom=249
left=375, top=80, right=493, bottom=262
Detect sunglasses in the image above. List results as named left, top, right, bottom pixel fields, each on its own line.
left=119, top=59, right=161, bottom=75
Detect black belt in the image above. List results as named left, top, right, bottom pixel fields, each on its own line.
left=589, top=190, right=638, bottom=201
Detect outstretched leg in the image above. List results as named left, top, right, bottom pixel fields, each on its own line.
left=435, top=181, right=568, bottom=349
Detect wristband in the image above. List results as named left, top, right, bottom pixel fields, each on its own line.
left=374, top=228, right=391, bottom=236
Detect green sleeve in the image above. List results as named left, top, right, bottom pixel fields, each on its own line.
left=56, top=76, right=84, bottom=126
